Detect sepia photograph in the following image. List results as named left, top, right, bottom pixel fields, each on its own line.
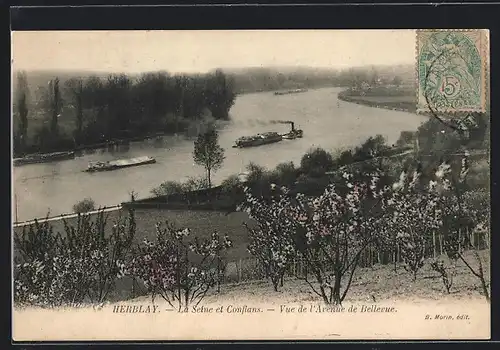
left=11, top=29, right=490, bottom=340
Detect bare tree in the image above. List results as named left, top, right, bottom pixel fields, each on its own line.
left=49, top=77, right=61, bottom=137
left=65, top=78, right=85, bottom=145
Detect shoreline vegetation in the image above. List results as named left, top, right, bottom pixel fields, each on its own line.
left=337, top=86, right=417, bottom=113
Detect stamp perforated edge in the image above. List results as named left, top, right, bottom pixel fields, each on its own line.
left=415, top=29, right=489, bottom=115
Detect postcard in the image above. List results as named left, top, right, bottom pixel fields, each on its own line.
left=12, top=29, right=490, bottom=341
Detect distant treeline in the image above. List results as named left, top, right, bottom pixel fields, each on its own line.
left=13, top=70, right=236, bottom=156
left=227, top=65, right=414, bottom=93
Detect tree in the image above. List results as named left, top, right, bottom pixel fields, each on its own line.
left=239, top=186, right=297, bottom=291
left=337, top=149, right=355, bottom=167
left=435, top=157, right=490, bottom=302
left=193, top=126, right=225, bottom=188
left=18, top=70, right=238, bottom=154
left=384, top=168, right=441, bottom=281
left=220, top=174, right=242, bottom=198
left=353, top=135, right=389, bottom=162
left=396, top=131, right=416, bottom=148
left=49, top=78, right=61, bottom=138
left=65, top=78, right=85, bottom=145
left=273, top=162, right=298, bottom=187
left=204, top=69, right=237, bottom=120
left=105, top=74, right=132, bottom=137
left=392, top=76, right=403, bottom=87
left=14, top=209, right=136, bottom=307
left=73, top=198, right=96, bottom=213
left=238, top=170, right=387, bottom=305
left=151, top=181, right=185, bottom=197
left=15, top=71, right=29, bottom=154
left=125, top=222, right=232, bottom=311
left=370, top=68, right=379, bottom=87
left=300, top=147, right=334, bottom=177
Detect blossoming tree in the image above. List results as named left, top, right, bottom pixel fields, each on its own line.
left=239, top=186, right=298, bottom=291
left=380, top=152, right=489, bottom=299
left=433, top=156, right=490, bottom=301
left=239, top=170, right=388, bottom=305
left=125, top=221, right=232, bottom=311
left=383, top=167, right=442, bottom=281
left=14, top=209, right=136, bottom=307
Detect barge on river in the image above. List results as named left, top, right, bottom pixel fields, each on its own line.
left=233, top=121, right=303, bottom=148
left=13, top=151, right=75, bottom=166
left=85, top=156, right=156, bottom=172
left=274, top=88, right=308, bottom=96
left=233, top=132, right=283, bottom=148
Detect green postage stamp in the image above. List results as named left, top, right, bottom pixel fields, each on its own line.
left=417, top=29, right=489, bottom=113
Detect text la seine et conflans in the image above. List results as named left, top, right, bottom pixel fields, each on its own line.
left=112, top=304, right=264, bottom=314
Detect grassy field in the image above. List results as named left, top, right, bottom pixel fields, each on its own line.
left=14, top=208, right=253, bottom=262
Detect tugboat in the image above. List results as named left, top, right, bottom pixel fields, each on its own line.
left=280, top=122, right=304, bottom=140
left=13, top=151, right=76, bottom=166
left=85, top=156, right=156, bottom=172
left=233, top=132, right=283, bottom=148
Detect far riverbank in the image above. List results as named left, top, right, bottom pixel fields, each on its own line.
left=338, top=87, right=416, bottom=113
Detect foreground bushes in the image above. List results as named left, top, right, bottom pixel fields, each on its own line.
left=14, top=209, right=136, bottom=307
left=72, top=198, right=96, bottom=213
left=13, top=208, right=233, bottom=309
left=126, top=222, right=231, bottom=311
left=151, top=176, right=209, bottom=197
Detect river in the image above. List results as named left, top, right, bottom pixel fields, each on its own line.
left=13, top=87, right=427, bottom=222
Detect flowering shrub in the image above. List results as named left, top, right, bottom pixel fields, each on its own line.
left=239, top=170, right=388, bottom=305
left=14, top=209, right=136, bottom=307
left=125, top=221, right=232, bottom=311
left=380, top=151, right=489, bottom=300
left=383, top=168, right=442, bottom=281
left=238, top=186, right=298, bottom=291
left=294, top=171, right=388, bottom=305
left=433, top=156, right=490, bottom=302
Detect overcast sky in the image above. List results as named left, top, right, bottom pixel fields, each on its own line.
left=12, top=30, right=416, bottom=73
